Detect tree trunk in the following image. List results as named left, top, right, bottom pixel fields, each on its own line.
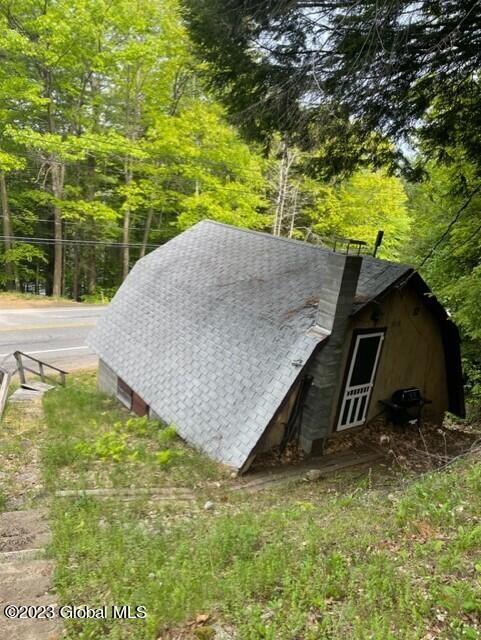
left=288, top=185, right=299, bottom=238
left=0, top=171, right=19, bottom=290
left=85, top=152, right=97, bottom=294
left=140, top=205, right=154, bottom=259
left=122, top=207, right=130, bottom=280
left=122, top=159, right=133, bottom=280
left=51, top=161, right=65, bottom=297
left=87, top=245, right=96, bottom=294
left=272, top=141, right=296, bottom=237
left=273, top=142, right=288, bottom=236
left=35, top=263, right=40, bottom=295
left=72, top=244, right=80, bottom=301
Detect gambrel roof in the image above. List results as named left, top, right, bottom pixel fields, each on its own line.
left=88, top=220, right=413, bottom=469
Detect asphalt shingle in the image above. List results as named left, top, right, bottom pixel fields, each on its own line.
left=88, top=220, right=411, bottom=469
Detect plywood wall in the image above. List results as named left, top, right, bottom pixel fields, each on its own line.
left=333, top=284, right=449, bottom=430
left=255, top=380, right=301, bottom=453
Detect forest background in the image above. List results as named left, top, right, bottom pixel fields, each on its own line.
left=0, top=0, right=479, bottom=414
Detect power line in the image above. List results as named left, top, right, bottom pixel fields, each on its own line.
left=0, top=235, right=162, bottom=249
left=400, top=181, right=481, bottom=288
left=416, top=182, right=481, bottom=271
left=0, top=214, right=150, bottom=233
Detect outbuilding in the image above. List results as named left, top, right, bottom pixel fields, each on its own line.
left=88, top=220, right=465, bottom=472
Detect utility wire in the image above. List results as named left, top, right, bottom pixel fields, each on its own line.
left=416, top=182, right=481, bottom=270
left=0, top=235, right=162, bottom=249
left=0, top=214, right=151, bottom=233
left=400, top=181, right=481, bottom=287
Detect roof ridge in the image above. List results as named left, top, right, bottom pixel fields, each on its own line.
left=198, top=219, right=337, bottom=255
left=198, top=219, right=406, bottom=267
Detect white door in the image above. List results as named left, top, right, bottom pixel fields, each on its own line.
left=337, top=332, right=384, bottom=431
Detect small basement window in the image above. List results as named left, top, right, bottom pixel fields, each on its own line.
left=132, top=392, right=149, bottom=417
left=117, top=377, right=133, bottom=410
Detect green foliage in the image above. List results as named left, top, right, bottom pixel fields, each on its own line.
left=308, top=169, right=410, bottom=259
left=0, top=489, right=7, bottom=512
left=0, top=150, right=25, bottom=172
left=1, top=0, right=423, bottom=303
left=42, top=372, right=224, bottom=489
left=463, top=358, right=481, bottom=421
left=71, top=417, right=174, bottom=463
left=121, top=416, right=160, bottom=437
left=182, top=0, right=481, bottom=177
left=158, top=425, right=177, bottom=445
left=0, top=0, right=269, bottom=296
left=155, top=449, right=175, bottom=465
left=80, top=287, right=117, bottom=304
left=75, top=431, right=132, bottom=463
left=0, top=243, right=47, bottom=285
left=405, top=159, right=481, bottom=413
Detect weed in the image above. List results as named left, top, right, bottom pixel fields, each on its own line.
left=44, top=440, right=83, bottom=468
left=155, top=450, right=174, bottom=465
left=75, top=431, right=131, bottom=462
left=42, top=373, right=481, bottom=639
left=158, top=425, right=177, bottom=445
left=42, top=372, right=225, bottom=490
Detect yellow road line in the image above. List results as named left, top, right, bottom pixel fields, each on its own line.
left=0, top=322, right=97, bottom=332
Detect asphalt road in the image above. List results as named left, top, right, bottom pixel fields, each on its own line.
left=0, top=304, right=106, bottom=373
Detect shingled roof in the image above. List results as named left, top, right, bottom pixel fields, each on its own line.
left=88, top=220, right=411, bottom=469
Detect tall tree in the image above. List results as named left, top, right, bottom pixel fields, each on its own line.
left=182, top=0, right=481, bottom=174
left=407, top=160, right=481, bottom=341
left=0, top=0, right=270, bottom=297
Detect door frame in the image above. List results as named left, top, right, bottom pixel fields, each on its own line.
left=335, top=328, right=386, bottom=432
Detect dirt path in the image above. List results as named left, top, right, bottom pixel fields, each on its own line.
left=0, top=386, right=62, bottom=640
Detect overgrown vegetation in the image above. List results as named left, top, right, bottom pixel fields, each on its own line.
left=38, top=375, right=481, bottom=639
left=0, top=385, right=43, bottom=510
left=42, top=372, right=224, bottom=490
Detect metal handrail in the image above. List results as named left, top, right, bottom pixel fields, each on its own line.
left=0, top=367, right=11, bottom=420
left=13, top=351, right=68, bottom=386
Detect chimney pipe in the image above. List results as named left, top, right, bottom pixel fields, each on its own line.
left=373, top=230, right=384, bottom=257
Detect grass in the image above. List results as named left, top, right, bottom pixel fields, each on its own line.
left=0, top=290, right=105, bottom=306
left=49, top=463, right=481, bottom=640
left=38, top=375, right=481, bottom=639
left=0, top=489, right=7, bottom=512
left=0, top=291, right=74, bottom=304
left=42, top=371, right=226, bottom=491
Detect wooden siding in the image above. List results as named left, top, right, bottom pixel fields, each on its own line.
left=332, top=283, right=449, bottom=431
left=255, top=380, right=302, bottom=453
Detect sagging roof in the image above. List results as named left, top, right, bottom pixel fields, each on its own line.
left=87, top=221, right=416, bottom=469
